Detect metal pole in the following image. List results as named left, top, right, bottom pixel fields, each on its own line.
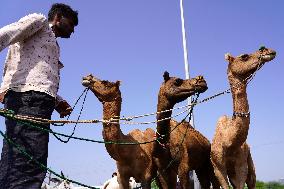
left=179, top=0, right=200, bottom=188
left=179, top=0, right=194, bottom=127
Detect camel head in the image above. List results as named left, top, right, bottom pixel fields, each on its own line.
left=159, top=71, right=208, bottom=104
left=225, top=46, right=276, bottom=80
left=82, top=74, right=121, bottom=103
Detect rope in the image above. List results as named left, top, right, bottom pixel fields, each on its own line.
left=0, top=111, right=157, bottom=145
left=0, top=50, right=266, bottom=128
left=0, top=88, right=231, bottom=126
left=0, top=101, right=201, bottom=145
left=52, top=88, right=89, bottom=143
left=0, top=93, right=202, bottom=146
left=136, top=94, right=199, bottom=189
left=52, top=87, right=89, bottom=126
left=0, top=95, right=199, bottom=189
left=0, top=130, right=99, bottom=189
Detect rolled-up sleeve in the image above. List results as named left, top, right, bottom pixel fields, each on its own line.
left=0, top=13, right=47, bottom=52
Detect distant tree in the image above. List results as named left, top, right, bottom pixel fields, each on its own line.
left=266, top=181, right=284, bottom=189
left=256, top=180, right=265, bottom=188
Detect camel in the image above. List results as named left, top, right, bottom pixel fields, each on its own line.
left=82, top=75, right=156, bottom=189
left=82, top=72, right=209, bottom=189
left=153, top=72, right=214, bottom=189
left=210, top=46, right=276, bottom=189
left=168, top=120, right=220, bottom=189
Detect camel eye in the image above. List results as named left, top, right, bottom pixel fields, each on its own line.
left=174, top=78, right=183, bottom=86
left=240, top=54, right=249, bottom=61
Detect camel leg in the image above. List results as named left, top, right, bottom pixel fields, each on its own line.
left=117, top=176, right=130, bottom=189
left=141, top=180, right=151, bottom=189
left=246, top=151, right=256, bottom=189
left=154, top=155, right=177, bottom=189
left=195, top=167, right=211, bottom=189
left=116, top=168, right=130, bottom=189
left=158, top=168, right=177, bottom=189
left=177, top=158, right=191, bottom=189
left=229, top=153, right=248, bottom=189
left=177, top=171, right=191, bottom=189
left=208, top=162, right=221, bottom=189
left=210, top=149, right=230, bottom=189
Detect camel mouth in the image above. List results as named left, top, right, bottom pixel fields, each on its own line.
left=191, top=76, right=208, bottom=93
left=194, top=80, right=208, bottom=93
left=82, top=74, right=97, bottom=87
left=82, top=79, right=91, bottom=87
left=178, top=90, right=196, bottom=97
left=258, top=47, right=276, bottom=62
left=196, top=84, right=208, bottom=93
left=261, top=52, right=276, bottom=62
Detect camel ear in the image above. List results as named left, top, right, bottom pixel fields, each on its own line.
left=225, top=53, right=234, bottom=63
left=163, top=71, right=170, bottom=82
left=115, top=80, right=121, bottom=86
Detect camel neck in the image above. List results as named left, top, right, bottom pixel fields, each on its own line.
left=230, top=78, right=249, bottom=116
left=102, top=98, right=123, bottom=141
left=156, top=96, right=173, bottom=143
left=229, top=76, right=250, bottom=145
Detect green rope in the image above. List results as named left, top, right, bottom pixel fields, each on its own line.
left=0, top=107, right=191, bottom=146
left=138, top=93, right=199, bottom=189
left=0, top=130, right=99, bottom=189
left=0, top=110, right=157, bottom=145
left=0, top=94, right=199, bottom=189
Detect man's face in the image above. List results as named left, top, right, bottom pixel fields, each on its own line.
left=55, top=16, right=75, bottom=38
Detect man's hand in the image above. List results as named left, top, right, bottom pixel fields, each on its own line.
left=55, top=100, right=72, bottom=118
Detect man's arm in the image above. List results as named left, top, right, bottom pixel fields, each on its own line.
left=55, top=95, right=73, bottom=118
left=0, top=13, right=46, bottom=52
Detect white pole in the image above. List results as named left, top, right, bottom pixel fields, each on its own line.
left=179, top=0, right=194, bottom=127
left=179, top=1, right=200, bottom=189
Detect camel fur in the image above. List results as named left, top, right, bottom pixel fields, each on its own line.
left=168, top=120, right=220, bottom=189
left=210, top=47, right=276, bottom=189
left=82, top=75, right=156, bottom=189
left=153, top=72, right=211, bottom=189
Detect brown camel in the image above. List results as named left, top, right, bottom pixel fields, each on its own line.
left=210, top=47, right=276, bottom=189
left=153, top=71, right=210, bottom=189
left=82, top=75, right=157, bottom=189
left=168, top=120, right=220, bottom=189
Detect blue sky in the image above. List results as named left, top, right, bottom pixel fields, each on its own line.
left=0, top=0, right=283, bottom=186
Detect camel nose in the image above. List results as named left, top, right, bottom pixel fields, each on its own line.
left=271, top=51, right=276, bottom=56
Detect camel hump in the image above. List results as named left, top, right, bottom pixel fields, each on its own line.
left=217, top=115, right=230, bottom=126
left=129, top=129, right=141, bottom=136
left=145, top=128, right=155, bottom=135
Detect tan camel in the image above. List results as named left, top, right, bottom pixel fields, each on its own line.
left=210, top=47, right=276, bottom=189
left=153, top=71, right=211, bottom=189
left=82, top=75, right=156, bottom=189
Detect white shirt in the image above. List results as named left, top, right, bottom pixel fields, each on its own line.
left=102, top=176, right=120, bottom=189
left=102, top=176, right=140, bottom=189
left=0, top=13, right=63, bottom=100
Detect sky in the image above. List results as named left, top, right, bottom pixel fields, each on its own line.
left=0, top=0, right=283, bottom=187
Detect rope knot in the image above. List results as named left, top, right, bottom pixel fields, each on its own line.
left=154, top=131, right=169, bottom=149
left=4, top=109, right=15, bottom=117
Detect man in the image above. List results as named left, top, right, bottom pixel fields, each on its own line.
left=0, top=3, right=78, bottom=189
left=102, top=172, right=140, bottom=189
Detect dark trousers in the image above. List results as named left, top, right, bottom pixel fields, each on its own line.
left=0, top=90, right=55, bottom=189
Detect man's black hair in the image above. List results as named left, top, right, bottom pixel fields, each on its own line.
left=48, top=3, right=78, bottom=26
